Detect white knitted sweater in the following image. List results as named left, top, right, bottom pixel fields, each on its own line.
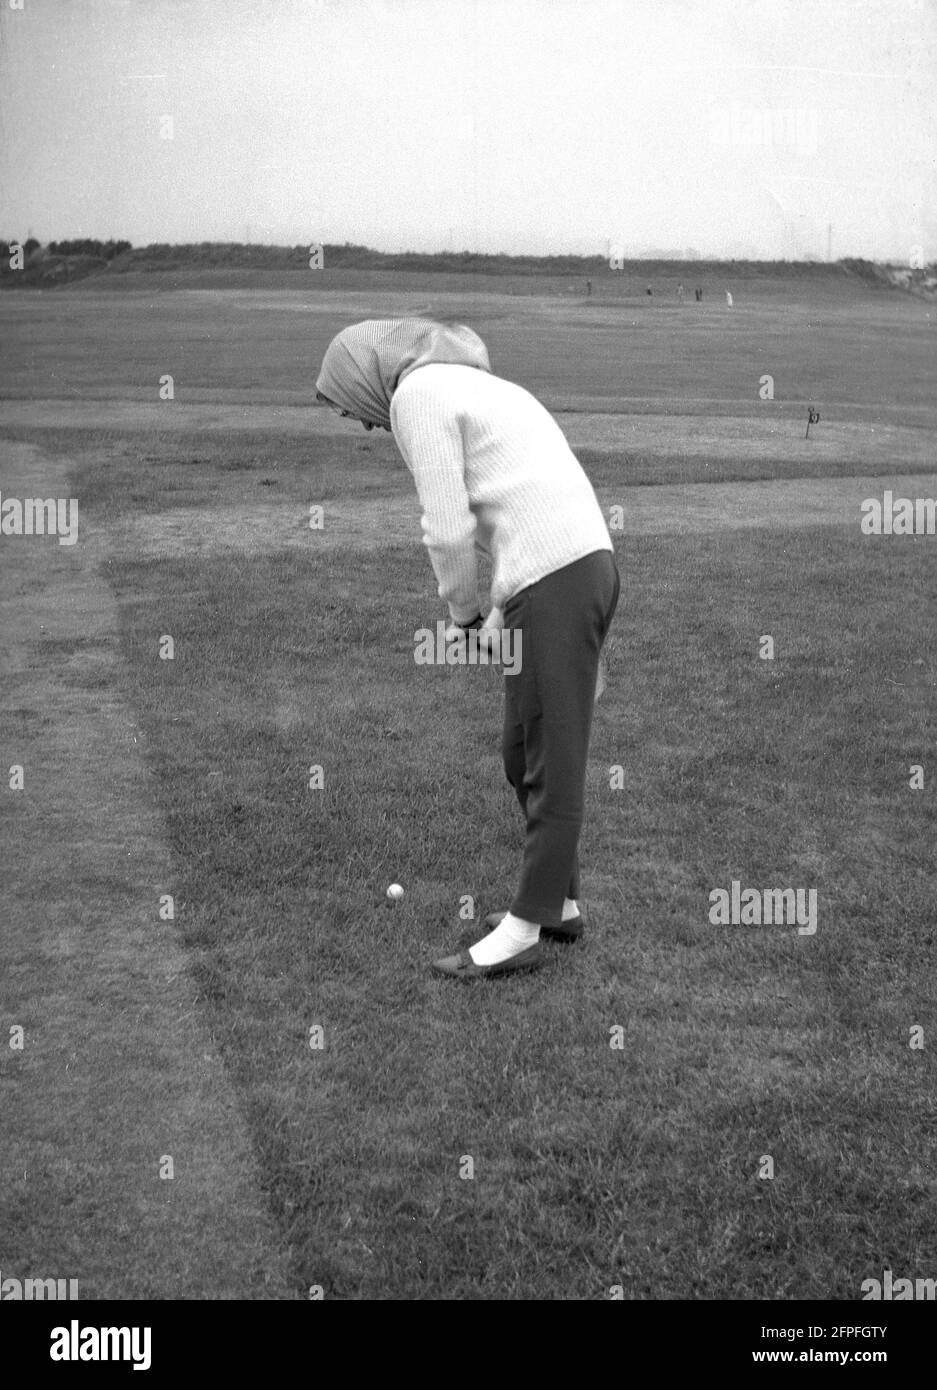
left=390, top=363, right=613, bottom=624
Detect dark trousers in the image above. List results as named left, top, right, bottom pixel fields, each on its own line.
left=501, top=549, right=620, bottom=928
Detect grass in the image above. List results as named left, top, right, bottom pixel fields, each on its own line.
left=69, top=441, right=937, bottom=1298
left=2, top=267, right=933, bottom=420
left=2, top=269, right=935, bottom=1299
left=0, top=475, right=297, bottom=1298
left=4, top=417, right=937, bottom=523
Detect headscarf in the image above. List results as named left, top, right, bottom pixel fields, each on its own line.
left=316, top=318, right=491, bottom=430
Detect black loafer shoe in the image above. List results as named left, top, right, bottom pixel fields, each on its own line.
left=431, top=943, right=544, bottom=979
left=483, top=910, right=584, bottom=943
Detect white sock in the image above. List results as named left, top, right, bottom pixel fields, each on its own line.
left=470, top=911, right=540, bottom=966
left=562, top=898, right=580, bottom=921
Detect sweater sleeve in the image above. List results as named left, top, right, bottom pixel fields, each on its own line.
left=391, top=381, right=481, bottom=624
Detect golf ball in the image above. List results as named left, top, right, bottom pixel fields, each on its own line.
left=386, top=883, right=404, bottom=902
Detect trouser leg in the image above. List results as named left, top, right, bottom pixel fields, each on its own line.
left=501, top=550, right=619, bottom=929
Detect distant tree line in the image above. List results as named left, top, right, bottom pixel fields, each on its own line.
left=46, top=239, right=132, bottom=259
left=3, top=237, right=926, bottom=292
left=114, top=241, right=615, bottom=274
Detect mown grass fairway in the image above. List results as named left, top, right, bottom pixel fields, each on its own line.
left=2, top=266, right=935, bottom=1298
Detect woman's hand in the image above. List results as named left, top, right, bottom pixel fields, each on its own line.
left=443, top=613, right=483, bottom=644
left=477, top=607, right=503, bottom=656
left=443, top=607, right=503, bottom=658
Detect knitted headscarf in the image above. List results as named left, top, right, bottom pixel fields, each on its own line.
left=316, top=318, right=491, bottom=430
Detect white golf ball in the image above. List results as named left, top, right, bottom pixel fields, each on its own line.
left=386, top=883, right=404, bottom=902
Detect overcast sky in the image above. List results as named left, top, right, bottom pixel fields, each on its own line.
left=1, top=0, right=934, bottom=260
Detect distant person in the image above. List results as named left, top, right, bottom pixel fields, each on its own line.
left=725, top=290, right=733, bottom=307
left=315, top=319, right=619, bottom=981
left=585, top=278, right=592, bottom=296
left=646, top=285, right=652, bottom=296
left=677, top=282, right=685, bottom=300
left=695, top=287, right=702, bottom=302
